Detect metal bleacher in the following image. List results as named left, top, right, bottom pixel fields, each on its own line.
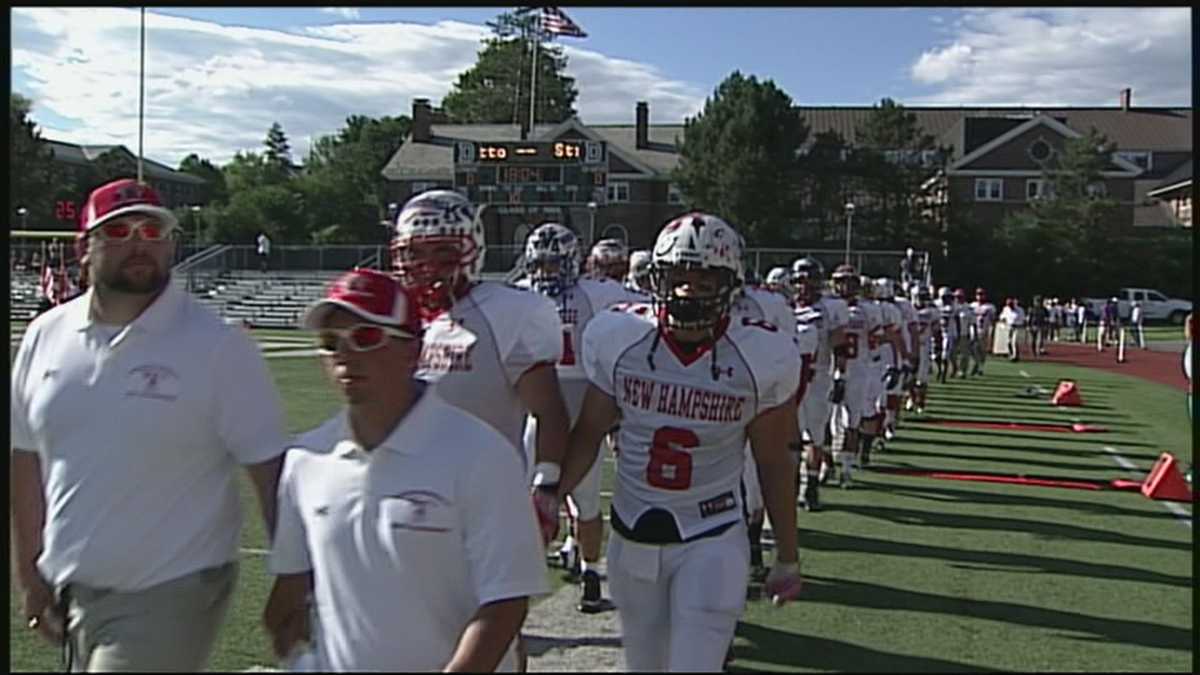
left=183, top=269, right=343, bottom=329
left=10, top=270, right=43, bottom=320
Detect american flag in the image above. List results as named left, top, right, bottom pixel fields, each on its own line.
left=538, top=6, right=587, bottom=38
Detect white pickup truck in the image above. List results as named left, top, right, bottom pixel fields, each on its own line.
left=1085, top=288, right=1192, bottom=324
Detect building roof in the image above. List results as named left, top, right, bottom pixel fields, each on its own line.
left=1148, top=158, right=1193, bottom=195
left=45, top=139, right=206, bottom=184
left=381, top=106, right=1192, bottom=182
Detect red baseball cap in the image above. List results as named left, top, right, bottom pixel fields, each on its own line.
left=80, top=178, right=179, bottom=232
left=303, top=268, right=421, bottom=337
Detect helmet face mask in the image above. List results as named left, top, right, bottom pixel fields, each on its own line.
left=790, top=257, right=824, bottom=306
left=524, top=223, right=580, bottom=297
left=588, top=238, right=629, bottom=282
left=651, top=213, right=744, bottom=333
left=831, top=264, right=860, bottom=300
left=874, top=277, right=896, bottom=301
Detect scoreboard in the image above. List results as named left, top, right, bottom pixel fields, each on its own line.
left=453, top=140, right=607, bottom=206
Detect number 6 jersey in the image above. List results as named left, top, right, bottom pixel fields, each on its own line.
left=582, top=303, right=801, bottom=541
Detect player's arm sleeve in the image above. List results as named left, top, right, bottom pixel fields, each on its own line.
left=755, top=333, right=804, bottom=412
left=500, top=292, right=563, bottom=382
left=462, top=440, right=551, bottom=605
left=267, top=450, right=312, bottom=574
left=211, top=327, right=291, bottom=465
left=10, top=325, right=39, bottom=452
left=581, top=312, right=619, bottom=396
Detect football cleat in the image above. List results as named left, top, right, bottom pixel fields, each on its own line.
left=578, top=570, right=615, bottom=614
left=802, top=481, right=821, bottom=512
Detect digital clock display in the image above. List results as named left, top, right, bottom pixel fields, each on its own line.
left=454, top=140, right=606, bottom=165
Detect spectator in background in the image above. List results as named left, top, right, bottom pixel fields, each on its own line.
left=1000, top=298, right=1025, bottom=361
left=1099, top=297, right=1121, bottom=351
left=1131, top=301, right=1146, bottom=349
left=1065, top=299, right=1078, bottom=342
left=1184, top=312, right=1193, bottom=422
left=257, top=231, right=272, bottom=272
left=1027, top=295, right=1049, bottom=359
left=1076, top=299, right=1089, bottom=343
left=1048, top=298, right=1062, bottom=342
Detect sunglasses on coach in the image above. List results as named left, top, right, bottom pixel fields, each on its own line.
left=93, top=219, right=176, bottom=242
left=315, top=324, right=414, bottom=354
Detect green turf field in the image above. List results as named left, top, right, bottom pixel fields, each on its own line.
left=9, top=329, right=1193, bottom=672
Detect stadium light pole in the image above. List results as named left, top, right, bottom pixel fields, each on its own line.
left=844, top=202, right=855, bottom=264
left=190, top=204, right=202, bottom=247
left=17, top=206, right=28, bottom=229
left=137, top=7, right=146, bottom=184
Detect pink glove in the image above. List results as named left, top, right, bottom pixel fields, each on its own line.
left=531, top=487, right=560, bottom=546
left=764, top=562, right=803, bottom=606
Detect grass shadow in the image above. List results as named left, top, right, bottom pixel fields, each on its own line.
left=800, top=530, right=1192, bottom=590
left=831, top=501, right=1192, bottom=553
left=886, top=436, right=1164, bottom=461
left=792, top=574, right=1193, bottom=652
left=908, top=425, right=1155, bottom=447
left=879, top=446, right=1133, bottom=474
left=731, top=621, right=995, bottom=672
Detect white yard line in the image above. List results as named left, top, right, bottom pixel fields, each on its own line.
left=240, top=547, right=271, bottom=556
left=1019, top=369, right=1031, bottom=378
left=1102, top=446, right=1192, bottom=527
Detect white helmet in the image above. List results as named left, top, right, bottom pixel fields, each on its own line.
left=523, top=223, right=580, bottom=297
left=627, top=249, right=652, bottom=292
left=765, top=266, right=789, bottom=288
left=391, top=190, right=485, bottom=301
left=588, top=238, right=629, bottom=280
left=874, top=277, right=895, bottom=300
left=650, top=212, right=744, bottom=330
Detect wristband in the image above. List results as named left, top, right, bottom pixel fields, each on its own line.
left=531, top=462, right=561, bottom=488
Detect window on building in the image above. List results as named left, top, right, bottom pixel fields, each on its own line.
left=667, top=184, right=684, bottom=204
left=1026, top=179, right=1056, bottom=201
left=607, top=181, right=630, bottom=203
left=974, top=178, right=1003, bottom=201
left=1027, top=139, right=1054, bottom=163
left=1086, top=182, right=1107, bottom=198
left=1115, top=151, right=1152, bottom=171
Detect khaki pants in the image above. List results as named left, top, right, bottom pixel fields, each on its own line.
left=64, top=562, right=237, bottom=672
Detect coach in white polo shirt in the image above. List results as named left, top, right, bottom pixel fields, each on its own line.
left=10, top=178, right=288, bottom=672
left=264, top=269, right=548, bottom=672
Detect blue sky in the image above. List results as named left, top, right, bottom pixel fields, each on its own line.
left=11, top=7, right=1191, bottom=166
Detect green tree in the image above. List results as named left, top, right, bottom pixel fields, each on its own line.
left=10, top=93, right=61, bottom=228
left=672, top=71, right=809, bottom=245
left=178, top=153, right=228, bottom=203
left=442, top=9, right=578, bottom=127
left=796, top=130, right=854, bottom=244
left=851, top=98, right=946, bottom=249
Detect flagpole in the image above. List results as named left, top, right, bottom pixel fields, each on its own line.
left=138, top=6, right=146, bottom=184
left=528, top=10, right=540, bottom=135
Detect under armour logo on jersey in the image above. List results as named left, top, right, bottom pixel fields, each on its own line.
left=713, top=365, right=735, bottom=379
left=313, top=505, right=330, bottom=516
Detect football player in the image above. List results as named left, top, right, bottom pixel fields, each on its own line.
left=856, top=275, right=900, bottom=464
left=763, top=266, right=792, bottom=303
left=951, top=288, right=975, bottom=378
left=391, top=191, right=570, bottom=547
left=970, top=287, right=997, bottom=376
left=874, top=278, right=915, bottom=441
left=586, top=238, right=629, bottom=283
left=791, top=257, right=849, bottom=510
left=829, top=265, right=877, bottom=485
left=557, top=212, right=804, bottom=671
left=626, top=249, right=654, bottom=298
left=907, top=285, right=939, bottom=414
left=934, top=286, right=958, bottom=383
left=518, top=223, right=632, bottom=614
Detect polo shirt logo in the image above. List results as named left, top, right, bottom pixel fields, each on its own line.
left=125, top=364, right=180, bottom=401
left=383, top=490, right=452, bottom=533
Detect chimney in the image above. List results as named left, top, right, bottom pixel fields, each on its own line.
left=1119, top=87, right=1132, bottom=113
left=635, top=101, right=649, bottom=150
left=412, top=98, right=432, bottom=142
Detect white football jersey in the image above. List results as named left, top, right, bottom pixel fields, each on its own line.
left=582, top=304, right=801, bottom=540
left=913, top=306, right=939, bottom=356
left=939, top=302, right=961, bottom=339
left=875, top=301, right=903, bottom=365
left=736, top=286, right=798, bottom=334
left=972, top=301, right=997, bottom=334
left=793, top=322, right=821, bottom=404
left=794, top=296, right=850, bottom=378
left=894, top=298, right=918, bottom=355
left=843, top=300, right=881, bottom=375
left=544, top=277, right=636, bottom=421
left=417, top=282, right=562, bottom=469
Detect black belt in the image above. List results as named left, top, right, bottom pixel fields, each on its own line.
left=610, top=505, right=736, bottom=545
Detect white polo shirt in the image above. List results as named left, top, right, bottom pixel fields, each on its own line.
left=269, top=387, right=550, bottom=672
left=10, top=284, right=289, bottom=592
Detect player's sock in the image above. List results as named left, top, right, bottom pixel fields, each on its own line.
left=859, top=432, right=875, bottom=466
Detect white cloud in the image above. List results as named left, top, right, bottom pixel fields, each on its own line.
left=907, top=8, right=1191, bottom=106
left=320, top=7, right=360, bottom=21
left=11, top=8, right=706, bottom=167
